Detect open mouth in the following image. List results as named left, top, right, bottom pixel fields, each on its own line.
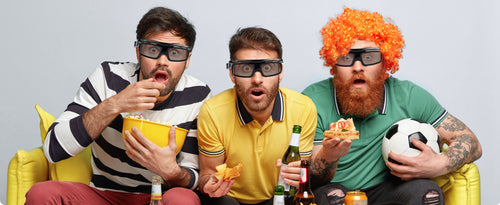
left=251, top=90, right=263, bottom=96
left=250, top=88, right=265, bottom=99
left=352, top=79, right=367, bottom=89
left=153, top=71, right=168, bottom=84
left=353, top=79, right=366, bottom=85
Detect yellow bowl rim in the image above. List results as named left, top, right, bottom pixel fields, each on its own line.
left=123, top=117, right=188, bottom=132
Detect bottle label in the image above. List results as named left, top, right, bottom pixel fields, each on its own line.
left=273, top=195, right=284, bottom=205
left=151, top=194, right=162, bottom=200
left=300, top=167, right=307, bottom=183
left=279, top=164, right=290, bottom=191
left=151, top=184, right=161, bottom=196
left=290, top=133, right=300, bottom=147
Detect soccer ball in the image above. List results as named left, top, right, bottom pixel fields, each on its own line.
left=381, top=118, right=441, bottom=164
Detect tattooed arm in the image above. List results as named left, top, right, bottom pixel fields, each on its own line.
left=387, top=114, right=482, bottom=180
left=436, top=114, right=482, bottom=172
left=310, top=138, right=352, bottom=188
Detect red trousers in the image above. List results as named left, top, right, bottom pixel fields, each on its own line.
left=25, top=181, right=201, bottom=205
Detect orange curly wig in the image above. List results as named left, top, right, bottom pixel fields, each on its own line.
left=320, top=8, right=405, bottom=76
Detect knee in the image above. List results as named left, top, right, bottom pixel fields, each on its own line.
left=25, top=181, right=63, bottom=204
left=423, top=189, right=443, bottom=205
left=163, top=188, right=200, bottom=205
left=409, top=179, right=443, bottom=205
left=313, top=183, right=348, bottom=205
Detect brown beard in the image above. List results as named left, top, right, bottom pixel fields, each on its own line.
left=234, top=79, right=279, bottom=113
left=333, top=72, right=386, bottom=118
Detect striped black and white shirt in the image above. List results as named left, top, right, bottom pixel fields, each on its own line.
left=43, top=61, right=211, bottom=193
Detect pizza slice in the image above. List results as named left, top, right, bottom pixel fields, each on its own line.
left=323, top=118, right=359, bottom=140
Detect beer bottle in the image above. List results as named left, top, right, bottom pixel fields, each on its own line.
left=278, top=125, right=302, bottom=204
left=273, top=185, right=285, bottom=205
left=150, top=175, right=163, bottom=205
left=294, top=160, right=315, bottom=205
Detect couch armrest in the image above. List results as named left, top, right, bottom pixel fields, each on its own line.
left=432, top=163, right=480, bottom=205
left=7, top=147, right=49, bottom=205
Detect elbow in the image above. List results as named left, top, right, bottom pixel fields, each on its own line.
left=42, top=142, right=57, bottom=163
left=42, top=138, right=72, bottom=163
left=473, top=142, right=482, bottom=161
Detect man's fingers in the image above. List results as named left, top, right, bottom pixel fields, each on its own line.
left=139, top=78, right=166, bottom=90
left=276, top=159, right=282, bottom=168
left=168, top=126, right=177, bottom=151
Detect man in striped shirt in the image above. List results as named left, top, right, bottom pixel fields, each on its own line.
left=26, top=7, right=210, bottom=205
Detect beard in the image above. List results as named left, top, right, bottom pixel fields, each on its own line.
left=333, top=71, right=386, bottom=118
left=234, top=80, right=280, bottom=113
left=141, top=65, right=183, bottom=97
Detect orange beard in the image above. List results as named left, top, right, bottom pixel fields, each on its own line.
left=333, top=71, right=386, bottom=118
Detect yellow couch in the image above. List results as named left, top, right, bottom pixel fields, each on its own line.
left=7, top=105, right=481, bottom=205
left=7, top=105, right=92, bottom=205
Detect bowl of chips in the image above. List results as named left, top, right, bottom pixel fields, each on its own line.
left=122, top=116, right=188, bottom=154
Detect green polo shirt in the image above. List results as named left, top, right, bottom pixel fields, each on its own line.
left=302, top=76, right=448, bottom=190
left=198, top=87, right=317, bottom=204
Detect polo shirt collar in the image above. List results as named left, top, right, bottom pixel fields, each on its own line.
left=333, top=84, right=387, bottom=116
left=236, top=89, right=284, bottom=125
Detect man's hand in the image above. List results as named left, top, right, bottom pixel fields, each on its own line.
left=123, top=126, right=190, bottom=186
left=321, top=137, right=352, bottom=162
left=82, top=78, right=165, bottom=139
left=202, top=175, right=235, bottom=198
left=112, top=78, right=165, bottom=114
left=386, top=138, right=447, bottom=180
left=276, top=159, right=302, bottom=188
left=199, top=155, right=231, bottom=197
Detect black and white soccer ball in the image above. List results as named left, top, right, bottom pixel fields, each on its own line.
left=382, top=118, right=441, bottom=164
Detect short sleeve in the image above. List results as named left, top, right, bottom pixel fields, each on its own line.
left=406, top=84, right=447, bottom=126
left=197, top=101, right=225, bottom=157
left=298, top=97, right=317, bottom=157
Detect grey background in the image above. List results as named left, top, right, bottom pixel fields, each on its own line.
left=1, top=0, right=498, bottom=204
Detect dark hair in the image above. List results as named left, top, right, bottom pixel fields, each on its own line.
left=229, top=27, right=282, bottom=60
left=136, top=7, right=196, bottom=48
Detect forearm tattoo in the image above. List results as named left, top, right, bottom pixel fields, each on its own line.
left=311, top=157, right=338, bottom=188
left=439, top=115, right=467, bottom=132
left=438, top=114, right=481, bottom=172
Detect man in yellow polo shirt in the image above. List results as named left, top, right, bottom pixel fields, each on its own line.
left=197, top=27, right=317, bottom=204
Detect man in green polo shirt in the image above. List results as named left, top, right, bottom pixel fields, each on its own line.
left=302, top=8, right=482, bottom=205
left=197, top=27, right=317, bottom=204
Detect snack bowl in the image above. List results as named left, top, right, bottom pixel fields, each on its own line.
left=122, top=117, right=188, bottom=154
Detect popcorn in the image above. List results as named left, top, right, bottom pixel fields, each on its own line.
left=126, top=113, right=146, bottom=120
left=125, top=114, right=170, bottom=126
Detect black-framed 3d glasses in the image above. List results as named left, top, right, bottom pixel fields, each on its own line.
left=335, top=48, right=382, bottom=67
left=134, top=39, right=192, bottom=62
left=226, top=59, right=283, bottom=78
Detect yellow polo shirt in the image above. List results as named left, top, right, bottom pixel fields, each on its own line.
left=198, top=87, right=317, bottom=204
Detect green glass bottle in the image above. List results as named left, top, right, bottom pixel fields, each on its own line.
left=273, top=185, right=285, bottom=205
left=278, top=125, right=301, bottom=205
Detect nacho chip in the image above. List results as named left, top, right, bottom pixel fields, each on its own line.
left=214, top=163, right=243, bottom=181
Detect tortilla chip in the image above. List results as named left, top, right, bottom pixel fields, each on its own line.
left=214, top=163, right=243, bottom=181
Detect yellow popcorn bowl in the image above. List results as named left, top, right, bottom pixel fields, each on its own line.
left=122, top=117, right=188, bottom=154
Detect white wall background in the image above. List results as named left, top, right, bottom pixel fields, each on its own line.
left=1, top=0, right=498, bottom=204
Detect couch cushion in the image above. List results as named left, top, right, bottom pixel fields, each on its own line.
left=7, top=148, right=49, bottom=205
left=432, top=163, right=481, bottom=205
left=35, top=104, right=92, bottom=183
left=35, top=104, right=56, bottom=142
